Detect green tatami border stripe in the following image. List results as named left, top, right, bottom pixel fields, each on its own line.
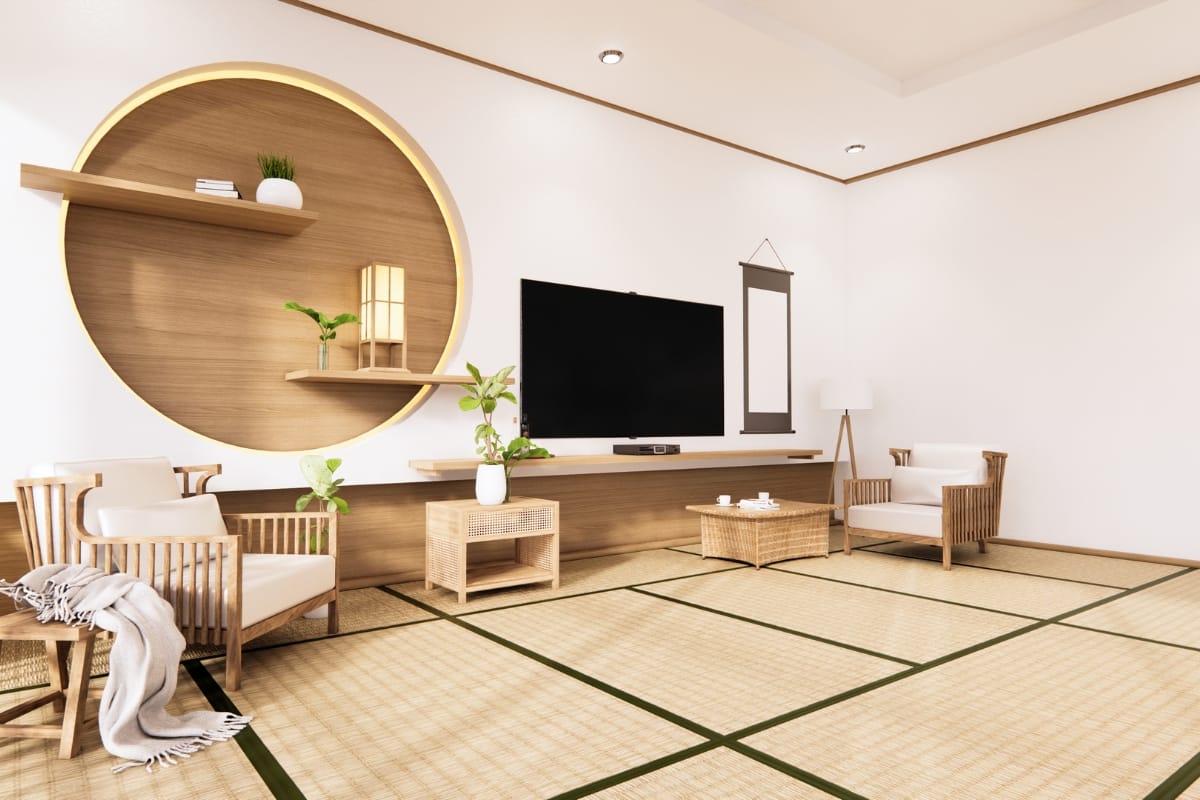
left=628, top=585, right=918, bottom=667
left=1145, top=748, right=1200, bottom=800
left=725, top=566, right=1194, bottom=740
left=726, top=741, right=871, bottom=800
left=383, top=584, right=879, bottom=800
left=380, top=586, right=723, bottom=740
left=183, top=659, right=306, bottom=800
left=546, top=742, right=721, bottom=800
left=1058, top=621, right=1200, bottom=655
left=764, top=565, right=1046, bottom=621
left=402, top=562, right=750, bottom=619
left=862, top=545, right=1184, bottom=590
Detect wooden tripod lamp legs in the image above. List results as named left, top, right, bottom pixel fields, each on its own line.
left=826, top=411, right=859, bottom=505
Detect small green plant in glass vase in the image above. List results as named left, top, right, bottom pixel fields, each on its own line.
left=459, top=362, right=551, bottom=503
left=283, top=302, right=359, bottom=370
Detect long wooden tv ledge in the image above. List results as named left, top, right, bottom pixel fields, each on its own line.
left=409, top=449, right=821, bottom=476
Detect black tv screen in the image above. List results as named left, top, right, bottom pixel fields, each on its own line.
left=520, top=279, right=724, bottom=439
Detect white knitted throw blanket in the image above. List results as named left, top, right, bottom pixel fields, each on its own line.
left=0, top=563, right=251, bottom=772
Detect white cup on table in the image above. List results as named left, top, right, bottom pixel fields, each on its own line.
left=717, top=494, right=731, bottom=506
left=758, top=491, right=770, bottom=502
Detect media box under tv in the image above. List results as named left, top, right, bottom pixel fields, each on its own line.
left=613, top=444, right=681, bottom=456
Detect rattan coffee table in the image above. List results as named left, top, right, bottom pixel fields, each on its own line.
left=685, top=499, right=839, bottom=569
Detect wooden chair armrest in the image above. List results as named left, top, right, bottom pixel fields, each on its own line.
left=175, top=464, right=222, bottom=496
left=942, top=483, right=993, bottom=505
left=222, top=511, right=338, bottom=556
left=844, top=477, right=891, bottom=507
left=73, top=530, right=239, bottom=548
left=65, top=528, right=241, bottom=584
left=889, top=448, right=911, bottom=466
left=942, top=484, right=999, bottom=542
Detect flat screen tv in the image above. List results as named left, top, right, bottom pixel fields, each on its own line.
left=520, top=279, right=724, bottom=439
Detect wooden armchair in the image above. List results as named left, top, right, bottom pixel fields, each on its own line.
left=16, top=457, right=339, bottom=690
left=843, top=444, right=1007, bottom=570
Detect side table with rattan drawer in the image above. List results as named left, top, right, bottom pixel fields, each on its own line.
left=425, top=496, right=560, bottom=603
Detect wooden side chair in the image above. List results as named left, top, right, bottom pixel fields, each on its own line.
left=843, top=444, right=1008, bottom=569
left=33, top=457, right=339, bottom=691
left=0, top=474, right=102, bottom=758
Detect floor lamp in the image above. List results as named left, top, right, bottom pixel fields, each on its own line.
left=820, top=378, right=873, bottom=505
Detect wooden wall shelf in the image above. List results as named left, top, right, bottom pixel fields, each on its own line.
left=410, top=449, right=821, bottom=476
left=286, top=369, right=474, bottom=386
left=20, top=163, right=318, bottom=235
left=285, top=369, right=514, bottom=386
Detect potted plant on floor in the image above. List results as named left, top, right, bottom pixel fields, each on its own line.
left=295, top=454, right=348, bottom=618
left=283, top=301, right=359, bottom=369
left=255, top=152, right=303, bottom=209
left=459, top=362, right=551, bottom=505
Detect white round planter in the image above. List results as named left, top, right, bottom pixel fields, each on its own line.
left=475, top=463, right=507, bottom=506
left=255, top=177, right=303, bottom=209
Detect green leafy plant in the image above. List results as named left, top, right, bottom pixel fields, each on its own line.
left=283, top=302, right=359, bottom=342
left=459, top=362, right=551, bottom=500
left=296, top=454, right=349, bottom=514
left=296, top=454, right=348, bottom=553
left=257, top=152, right=295, bottom=181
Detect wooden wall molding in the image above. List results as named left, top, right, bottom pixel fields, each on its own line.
left=279, top=0, right=1200, bottom=186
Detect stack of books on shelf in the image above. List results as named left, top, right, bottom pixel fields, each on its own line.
left=194, top=178, right=241, bottom=199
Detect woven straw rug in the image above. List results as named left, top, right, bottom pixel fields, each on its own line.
left=209, top=620, right=705, bottom=799
left=3, top=545, right=1199, bottom=799
left=0, top=587, right=432, bottom=692
left=744, top=623, right=1200, bottom=799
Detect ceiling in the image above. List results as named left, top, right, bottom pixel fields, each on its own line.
left=297, top=0, right=1200, bottom=181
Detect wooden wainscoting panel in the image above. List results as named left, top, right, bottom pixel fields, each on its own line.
left=214, top=462, right=832, bottom=588
left=0, top=463, right=831, bottom=596
left=0, top=503, right=26, bottom=601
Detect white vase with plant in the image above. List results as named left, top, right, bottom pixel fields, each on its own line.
left=255, top=152, right=303, bottom=209
left=295, top=454, right=349, bottom=618
left=459, top=363, right=551, bottom=505
left=283, top=301, right=359, bottom=369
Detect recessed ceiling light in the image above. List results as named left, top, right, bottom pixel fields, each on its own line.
left=844, top=143, right=866, bottom=154
left=599, top=49, right=624, bottom=65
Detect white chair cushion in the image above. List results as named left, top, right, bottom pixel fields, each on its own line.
left=97, top=493, right=226, bottom=537
left=172, top=553, right=335, bottom=628
left=847, top=501, right=943, bottom=538
left=909, top=444, right=990, bottom=477
left=96, top=494, right=226, bottom=574
left=47, top=457, right=183, bottom=532
left=241, top=554, right=335, bottom=627
left=890, top=465, right=984, bottom=506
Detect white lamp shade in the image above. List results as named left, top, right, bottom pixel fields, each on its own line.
left=360, top=262, right=405, bottom=343
left=819, top=377, right=873, bottom=411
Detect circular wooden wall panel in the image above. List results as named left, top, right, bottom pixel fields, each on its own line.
left=64, top=73, right=461, bottom=451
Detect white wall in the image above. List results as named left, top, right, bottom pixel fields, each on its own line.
left=6, top=1, right=1194, bottom=561
left=845, top=83, right=1200, bottom=559
left=0, top=0, right=845, bottom=499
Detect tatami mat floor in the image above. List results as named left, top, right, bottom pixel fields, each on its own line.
left=3, top=534, right=1199, bottom=799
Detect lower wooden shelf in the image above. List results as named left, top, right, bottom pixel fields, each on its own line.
left=285, top=369, right=479, bottom=385
left=410, top=449, right=821, bottom=476
left=464, top=562, right=554, bottom=590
